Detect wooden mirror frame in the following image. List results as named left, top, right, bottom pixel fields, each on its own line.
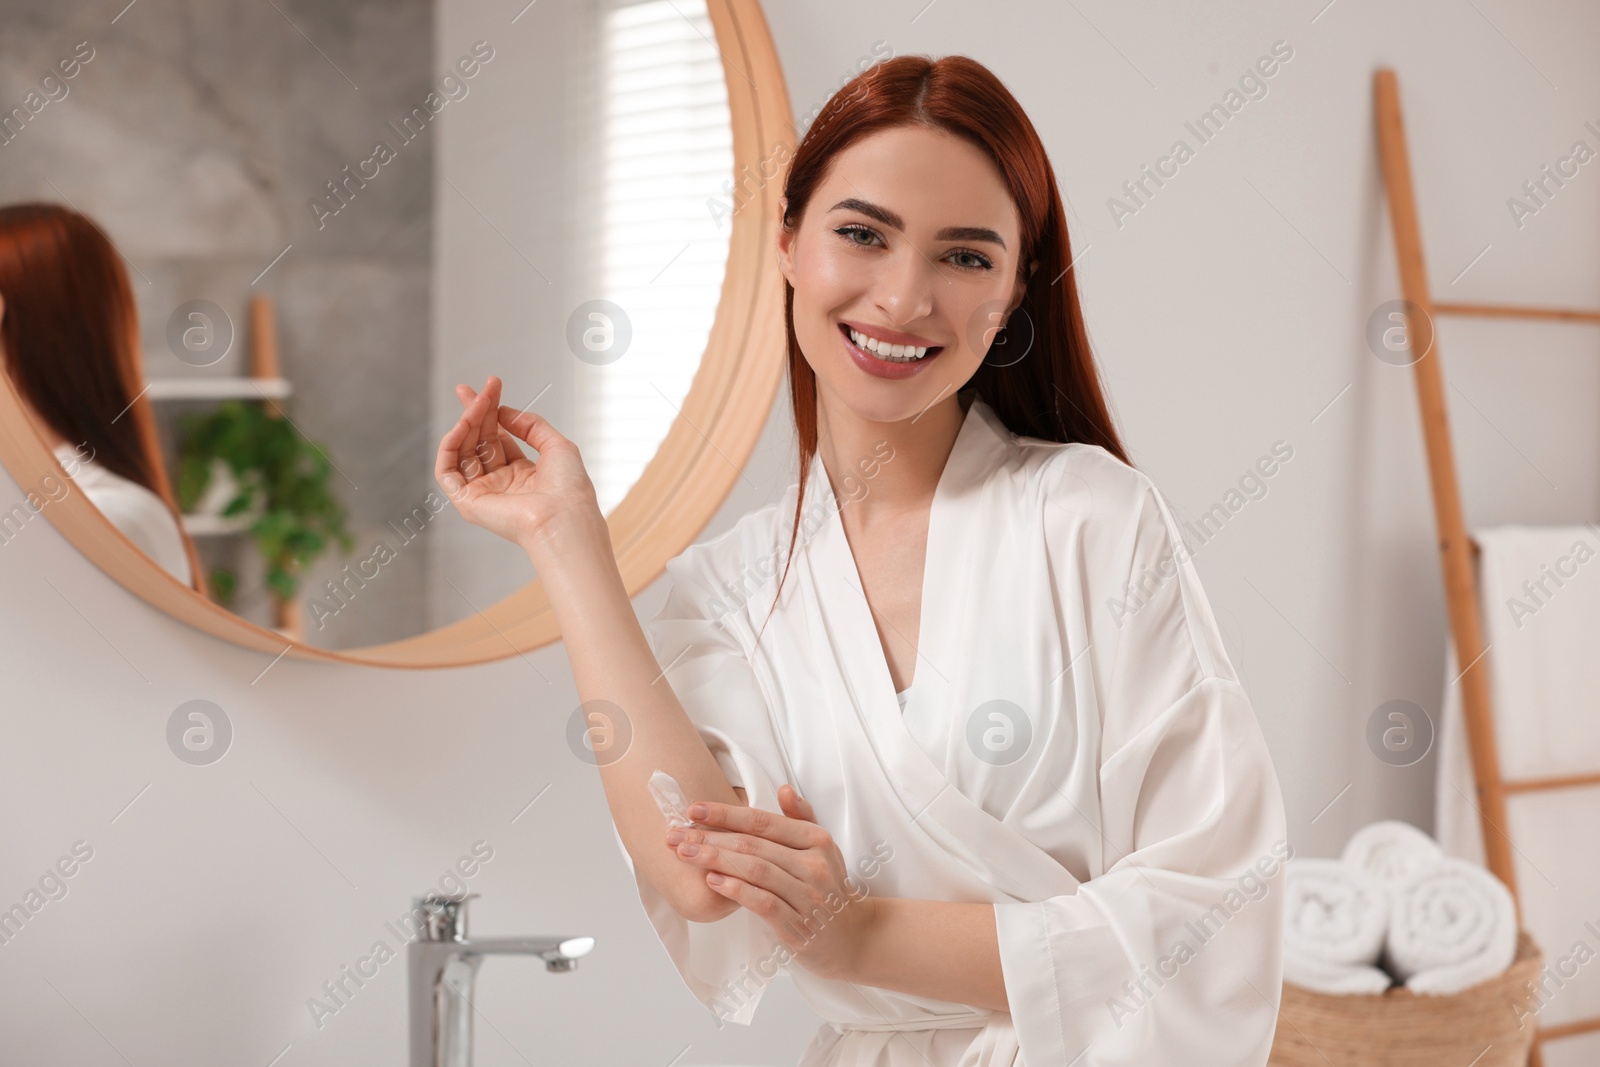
left=0, top=0, right=791, bottom=669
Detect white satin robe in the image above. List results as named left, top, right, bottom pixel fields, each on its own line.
left=613, top=395, right=1288, bottom=1066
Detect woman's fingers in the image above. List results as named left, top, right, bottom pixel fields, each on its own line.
left=496, top=403, right=568, bottom=457
left=692, top=826, right=820, bottom=885
left=439, top=377, right=513, bottom=494
left=456, top=379, right=567, bottom=461
left=779, top=784, right=817, bottom=823
left=455, top=383, right=489, bottom=478
left=434, top=411, right=477, bottom=497
left=670, top=828, right=812, bottom=905
left=458, top=379, right=539, bottom=471
left=684, top=799, right=822, bottom=850
left=435, top=376, right=579, bottom=526
left=703, top=871, right=802, bottom=931
left=475, top=377, right=507, bottom=474
left=466, top=377, right=514, bottom=476
left=494, top=423, right=529, bottom=464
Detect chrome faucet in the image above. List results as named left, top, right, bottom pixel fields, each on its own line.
left=407, top=892, right=594, bottom=1067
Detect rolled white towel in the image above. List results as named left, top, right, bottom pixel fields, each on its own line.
left=1385, top=856, right=1518, bottom=995
left=1282, top=858, right=1393, bottom=994
left=1284, top=950, right=1396, bottom=995
left=1341, top=819, right=1442, bottom=891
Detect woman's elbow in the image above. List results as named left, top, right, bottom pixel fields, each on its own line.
left=673, top=882, right=739, bottom=923
left=646, top=866, right=735, bottom=922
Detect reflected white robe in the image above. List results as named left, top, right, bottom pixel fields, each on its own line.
left=614, top=395, right=1288, bottom=1066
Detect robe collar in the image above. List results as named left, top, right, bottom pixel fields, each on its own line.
left=799, top=392, right=1013, bottom=713
left=801, top=391, right=1014, bottom=527
left=796, top=395, right=1082, bottom=899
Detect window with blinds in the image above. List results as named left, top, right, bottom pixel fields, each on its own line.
left=580, top=0, right=735, bottom=515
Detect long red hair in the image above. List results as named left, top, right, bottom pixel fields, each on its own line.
left=763, top=54, right=1129, bottom=629
left=0, top=202, right=205, bottom=593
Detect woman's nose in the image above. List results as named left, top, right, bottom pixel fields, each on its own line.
left=874, top=249, right=937, bottom=326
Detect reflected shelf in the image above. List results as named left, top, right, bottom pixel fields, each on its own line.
left=179, top=512, right=258, bottom=536
left=146, top=377, right=292, bottom=401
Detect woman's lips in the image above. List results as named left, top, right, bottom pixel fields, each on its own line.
left=838, top=323, right=943, bottom=381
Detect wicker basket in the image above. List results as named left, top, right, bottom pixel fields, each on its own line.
left=1268, top=930, right=1543, bottom=1066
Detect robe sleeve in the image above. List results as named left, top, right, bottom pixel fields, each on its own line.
left=993, top=460, right=1290, bottom=1065
left=609, top=535, right=795, bottom=1026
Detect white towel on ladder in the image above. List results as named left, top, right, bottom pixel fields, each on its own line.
left=1434, top=523, right=1600, bottom=1033
left=1436, top=523, right=1600, bottom=864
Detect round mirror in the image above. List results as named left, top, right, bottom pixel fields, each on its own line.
left=0, top=0, right=790, bottom=667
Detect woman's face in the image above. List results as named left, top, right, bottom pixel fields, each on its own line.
left=777, top=124, right=1029, bottom=425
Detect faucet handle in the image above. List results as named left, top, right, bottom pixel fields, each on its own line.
left=412, top=891, right=479, bottom=943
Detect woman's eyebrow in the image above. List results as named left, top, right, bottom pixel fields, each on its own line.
left=829, top=197, right=1007, bottom=250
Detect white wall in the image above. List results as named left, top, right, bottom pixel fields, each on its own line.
left=3, top=1, right=1598, bottom=1063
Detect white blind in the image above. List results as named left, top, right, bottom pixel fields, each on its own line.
left=581, top=0, right=734, bottom=514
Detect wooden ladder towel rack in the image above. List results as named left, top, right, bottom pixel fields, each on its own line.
left=1374, top=67, right=1600, bottom=1066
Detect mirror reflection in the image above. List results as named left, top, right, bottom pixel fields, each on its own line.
left=0, top=0, right=736, bottom=650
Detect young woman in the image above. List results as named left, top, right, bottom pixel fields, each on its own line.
left=436, top=55, right=1287, bottom=1067
left=0, top=203, right=202, bottom=592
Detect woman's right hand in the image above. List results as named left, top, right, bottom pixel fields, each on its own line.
left=433, top=375, right=601, bottom=551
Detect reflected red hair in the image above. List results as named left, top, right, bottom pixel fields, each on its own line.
left=0, top=202, right=204, bottom=592
left=762, top=54, right=1129, bottom=629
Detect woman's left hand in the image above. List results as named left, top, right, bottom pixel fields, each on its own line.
left=665, top=784, right=877, bottom=980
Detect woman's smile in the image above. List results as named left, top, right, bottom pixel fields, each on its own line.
left=838, top=321, right=945, bottom=380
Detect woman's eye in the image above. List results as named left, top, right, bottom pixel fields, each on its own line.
left=831, top=224, right=992, bottom=271
left=834, top=224, right=882, bottom=248
left=947, top=249, right=993, bottom=271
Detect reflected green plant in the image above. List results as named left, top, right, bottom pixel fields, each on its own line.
left=173, top=399, right=353, bottom=607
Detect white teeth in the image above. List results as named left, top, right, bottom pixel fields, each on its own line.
left=848, top=327, right=931, bottom=363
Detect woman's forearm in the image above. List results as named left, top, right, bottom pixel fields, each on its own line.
left=523, top=513, right=743, bottom=922
left=849, top=897, right=1010, bottom=1012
